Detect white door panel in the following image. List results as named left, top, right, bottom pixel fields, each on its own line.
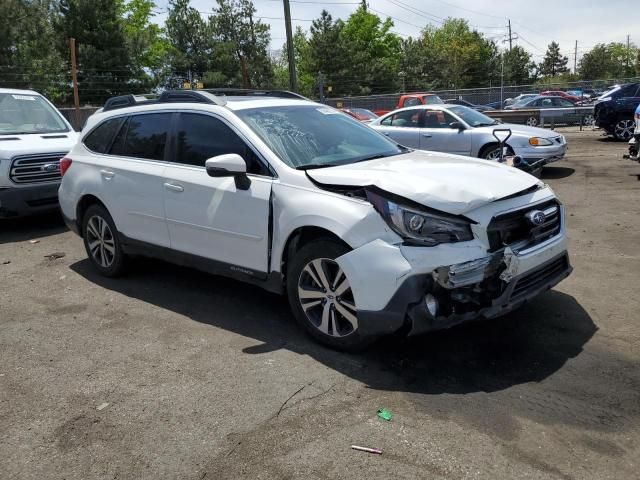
left=163, top=164, right=272, bottom=273
left=96, top=156, right=170, bottom=247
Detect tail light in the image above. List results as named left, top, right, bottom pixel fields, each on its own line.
left=60, top=157, right=72, bottom=177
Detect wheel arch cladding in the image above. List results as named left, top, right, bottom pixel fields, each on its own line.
left=76, top=194, right=109, bottom=233
left=280, top=226, right=350, bottom=276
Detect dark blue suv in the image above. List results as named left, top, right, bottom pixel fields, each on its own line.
left=594, top=83, right=640, bottom=140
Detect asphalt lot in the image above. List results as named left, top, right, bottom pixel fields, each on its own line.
left=1, top=128, right=639, bottom=479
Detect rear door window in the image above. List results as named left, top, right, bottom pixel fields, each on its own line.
left=84, top=117, right=125, bottom=153
left=388, top=109, right=422, bottom=127
left=109, top=113, right=171, bottom=160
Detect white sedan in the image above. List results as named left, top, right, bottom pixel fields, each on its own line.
left=369, top=104, right=567, bottom=165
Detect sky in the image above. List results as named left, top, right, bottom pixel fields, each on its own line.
left=154, top=0, right=637, bottom=66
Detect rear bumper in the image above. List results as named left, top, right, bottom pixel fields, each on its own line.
left=0, top=183, right=60, bottom=218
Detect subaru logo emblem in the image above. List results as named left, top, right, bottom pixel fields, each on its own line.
left=525, top=210, right=546, bottom=226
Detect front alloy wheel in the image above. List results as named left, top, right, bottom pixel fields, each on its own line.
left=287, top=239, right=371, bottom=350
left=297, top=258, right=358, bottom=338
left=614, top=119, right=635, bottom=141
left=526, top=116, right=538, bottom=127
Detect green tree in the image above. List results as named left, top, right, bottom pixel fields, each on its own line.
left=338, top=6, right=401, bottom=95
left=117, top=0, right=172, bottom=85
left=539, top=41, right=569, bottom=77
left=54, top=0, right=134, bottom=104
left=211, top=0, right=273, bottom=88
left=0, top=1, right=65, bottom=101
left=580, top=42, right=638, bottom=80
left=419, top=19, right=498, bottom=89
left=165, top=0, right=212, bottom=82
left=503, top=46, right=533, bottom=85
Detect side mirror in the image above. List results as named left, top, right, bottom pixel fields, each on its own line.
left=205, top=154, right=250, bottom=190
left=449, top=121, right=465, bottom=131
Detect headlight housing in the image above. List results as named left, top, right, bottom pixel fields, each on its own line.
left=367, top=190, right=474, bottom=246
left=529, top=137, right=553, bottom=146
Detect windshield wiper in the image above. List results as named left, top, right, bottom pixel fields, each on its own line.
left=295, top=162, right=342, bottom=171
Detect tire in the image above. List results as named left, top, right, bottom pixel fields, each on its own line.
left=613, top=119, right=635, bottom=141
left=479, top=143, right=514, bottom=161
left=526, top=116, right=538, bottom=127
left=81, top=204, right=127, bottom=277
left=286, top=239, right=371, bottom=350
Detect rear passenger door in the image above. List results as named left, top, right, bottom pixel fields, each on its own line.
left=162, top=112, right=273, bottom=274
left=375, top=109, right=422, bottom=148
left=86, top=112, right=171, bottom=247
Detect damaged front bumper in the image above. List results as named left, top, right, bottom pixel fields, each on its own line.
left=338, top=231, right=571, bottom=338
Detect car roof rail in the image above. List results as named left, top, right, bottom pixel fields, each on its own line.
left=157, top=90, right=227, bottom=106
left=203, top=88, right=308, bottom=100
left=102, top=90, right=227, bottom=112
left=103, top=94, right=156, bottom=112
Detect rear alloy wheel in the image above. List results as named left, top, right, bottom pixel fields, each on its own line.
left=582, top=114, right=594, bottom=126
left=287, top=239, right=370, bottom=350
left=526, top=116, right=538, bottom=127
left=82, top=204, right=127, bottom=277
left=613, top=119, right=635, bottom=141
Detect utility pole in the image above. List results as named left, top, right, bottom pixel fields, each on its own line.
left=627, top=34, right=631, bottom=73
left=318, top=71, right=325, bottom=104
left=508, top=19, right=512, bottom=51
left=69, top=38, right=80, bottom=126
left=500, top=51, right=504, bottom=108
left=283, top=0, right=298, bottom=92
left=574, top=40, right=578, bottom=74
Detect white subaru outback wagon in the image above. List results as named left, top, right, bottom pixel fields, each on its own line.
left=59, top=90, right=572, bottom=350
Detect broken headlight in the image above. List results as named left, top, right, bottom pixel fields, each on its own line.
left=367, top=190, right=474, bottom=246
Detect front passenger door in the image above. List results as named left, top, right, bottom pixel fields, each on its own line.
left=162, top=112, right=273, bottom=274
left=419, top=109, right=472, bottom=155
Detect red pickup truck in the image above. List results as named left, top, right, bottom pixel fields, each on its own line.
left=373, top=93, right=444, bottom=116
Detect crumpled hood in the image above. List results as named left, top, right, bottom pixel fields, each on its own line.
left=306, top=150, right=540, bottom=215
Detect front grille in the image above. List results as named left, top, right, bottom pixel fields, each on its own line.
left=511, top=255, right=569, bottom=300
left=9, top=153, right=66, bottom=184
left=487, top=200, right=561, bottom=252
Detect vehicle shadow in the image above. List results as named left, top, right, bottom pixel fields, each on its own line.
left=0, top=211, right=67, bottom=245
left=541, top=166, right=575, bottom=179
left=70, top=256, right=597, bottom=398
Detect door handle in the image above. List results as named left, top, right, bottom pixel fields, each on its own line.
left=163, top=182, right=184, bottom=193
left=383, top=132, right=390, bottom=136
left=421, top=133, right=432, bottom=138
left=100, top=169, right=115, bottom=180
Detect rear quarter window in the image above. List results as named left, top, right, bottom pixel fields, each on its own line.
left=83, top=117, right=125, bottom=153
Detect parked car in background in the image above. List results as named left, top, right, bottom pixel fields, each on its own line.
left=340, top=107, right=378, bottom=123
left=504, top=94, right=539, bottom=108
left=59, top=89, right=571, bottom=350
left=0, top=88, right=78, bottom=218
left=444, top=98, right=492, bottom=112
left=504, top=95, right=592, bottom=127
left=594, top=82, right=640, bottom=140
left=373, top=93, right=443, bottom=117
left=370, top=104, right=566, bottom=172
left=541, top=90, right=581, bottom=103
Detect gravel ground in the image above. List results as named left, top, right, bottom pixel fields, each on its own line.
left=1, top=128, right=639, bottom=480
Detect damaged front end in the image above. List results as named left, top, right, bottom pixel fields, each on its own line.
left=406, top=249, right=571, bottom=336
